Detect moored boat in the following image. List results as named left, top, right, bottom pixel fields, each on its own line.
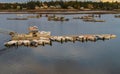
left=7, top=18, right=28, bottom=20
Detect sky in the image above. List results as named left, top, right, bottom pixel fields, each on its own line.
left=0, top=0, right=120, bottom=3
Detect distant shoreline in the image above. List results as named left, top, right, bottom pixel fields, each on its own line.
left=0, top=10, right=119, bottom=14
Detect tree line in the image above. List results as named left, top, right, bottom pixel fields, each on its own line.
left=0, top=1, right=120, bottom=10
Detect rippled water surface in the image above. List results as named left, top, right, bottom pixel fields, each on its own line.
left=0, top=14, right=120, bottom=74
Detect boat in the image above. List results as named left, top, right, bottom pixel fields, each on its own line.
left=48, top=15, right=69, bottom=21
left=27, top=14, right=41, bottom=18
left=80, top=16, right=93, bottom=19
left=83, top=18, right=105, bottom=22
left=7, top=17, right=28, bottom=20
left=73, top=17, right=81, bottom=19
left=16, top=14, right=23, bottom=16
left=114, top=15, right=120, bottom=18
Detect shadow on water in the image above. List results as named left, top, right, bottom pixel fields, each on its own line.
left=0, top=47, right=18, bottom=56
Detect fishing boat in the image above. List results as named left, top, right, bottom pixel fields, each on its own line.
left=114, top=15, right=120, bottom=18
left=83, top=18, right=105, bottom=22
left=7, top=17, right=28, bottom=20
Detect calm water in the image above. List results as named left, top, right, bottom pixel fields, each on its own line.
left=0, top=14, right=120, bottom=74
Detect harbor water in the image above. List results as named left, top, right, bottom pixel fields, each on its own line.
left=0, top=14, right=120, bottom=74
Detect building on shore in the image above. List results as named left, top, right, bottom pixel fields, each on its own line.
left=100, top=0, right=117, bottom=2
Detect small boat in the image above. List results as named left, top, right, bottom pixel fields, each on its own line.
left=80, top=16, right=93, bottom=19
left=48, top=16, right=69, bottom=21
left=83, top=18, right=95, bottom=22
left=4, top=40, right=18, bottom=46
left=73, top=17, right=81, bottom=19
left=27, top=14, right=41, bottom=18
left=83, top=18, right=105, bottom=22
left=114, top=15, right=120, bottom=18
left=16, top=14, right=23, bottom=16
left=7, top=18, right=28, bottom=20
left=94, top=20, right=105, bottom=22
